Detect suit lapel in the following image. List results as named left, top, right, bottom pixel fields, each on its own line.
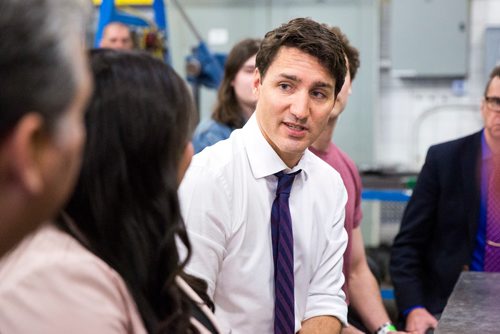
left=461, top=131, right=483, bottom=249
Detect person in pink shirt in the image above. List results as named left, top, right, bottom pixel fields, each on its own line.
left=310, top=27, right=405, bottom=334
left=0, top=50, right=221, bottom=334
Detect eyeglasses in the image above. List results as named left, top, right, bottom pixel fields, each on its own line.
left=485, top=96, right=500, bottom=111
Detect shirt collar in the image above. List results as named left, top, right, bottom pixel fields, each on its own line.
left=242, top=114, right=311, bottom=180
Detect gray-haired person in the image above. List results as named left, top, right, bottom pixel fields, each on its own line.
left=0, top=0, right=92, bottom=257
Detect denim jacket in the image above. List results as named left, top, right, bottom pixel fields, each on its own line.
left=192, top=119, right=234, bottom=153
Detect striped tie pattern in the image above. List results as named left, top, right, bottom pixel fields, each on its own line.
left=271, top=170, right=301, bottom=334
left=485, top=155, right=500, bottom=272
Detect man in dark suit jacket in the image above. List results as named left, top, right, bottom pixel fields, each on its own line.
left=390, top=65, right=500, bottom=334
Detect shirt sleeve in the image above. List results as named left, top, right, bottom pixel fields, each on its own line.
left=0, top=257, right=143, bottom=334
left=352, top=164, right=363, bottom=228
left=303, top=176, right=348, bottom=326
left=178, top=163, right=232, bottom=298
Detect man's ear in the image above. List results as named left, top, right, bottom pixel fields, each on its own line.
left=5, top=113, right=47, bottom=195
left=252, top=67, right=262, bottom=99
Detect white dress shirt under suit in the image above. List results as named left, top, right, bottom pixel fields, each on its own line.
left=179, top=114, right=348, bottom=333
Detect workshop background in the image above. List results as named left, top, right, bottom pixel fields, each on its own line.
left=90, top=0, right=500, bottom=302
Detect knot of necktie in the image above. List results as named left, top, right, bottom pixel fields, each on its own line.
left=274, top=170, right=302, bottom=197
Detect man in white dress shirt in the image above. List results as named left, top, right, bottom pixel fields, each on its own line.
left=179, top=18, right=348, bottom=334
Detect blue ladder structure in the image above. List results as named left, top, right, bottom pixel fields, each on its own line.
left=95, top=0, right=225, bottom=90
left=362, top=189, right=412, bottom=202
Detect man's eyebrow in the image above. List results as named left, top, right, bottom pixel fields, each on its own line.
left=312, top=81, right=334, bottom=89
left=278, top=73, right=300, bottom=82
left=277, top=73, right=333, bottom=90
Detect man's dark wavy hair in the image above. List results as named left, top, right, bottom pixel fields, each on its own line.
left=256, top=17, right=346, bottom=97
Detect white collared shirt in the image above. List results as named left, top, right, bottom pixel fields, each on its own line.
left=179, top=114, right=348, bottom=334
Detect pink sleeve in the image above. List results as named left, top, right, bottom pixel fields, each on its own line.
left=351, top=162, right=363, bottom=229
left=0, top=258, right=146, bottom=334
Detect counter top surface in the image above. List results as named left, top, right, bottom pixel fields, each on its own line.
left=436, top=271, right=500, bottom=334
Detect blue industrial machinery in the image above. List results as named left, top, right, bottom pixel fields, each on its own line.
left=170, top=0, right=225, bottom=90
left=95, top=0, right=226, bottom=116
left=169, top=0, right=225, bottom=119
left=186, top=42, right=226, bottom=90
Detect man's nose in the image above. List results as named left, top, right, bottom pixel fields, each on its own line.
left=289, top=91, right=310, bottom=120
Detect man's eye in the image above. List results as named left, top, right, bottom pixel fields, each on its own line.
left=279, top=83, right=291, bottom=90
left=312, top=91, right=327, bottom=99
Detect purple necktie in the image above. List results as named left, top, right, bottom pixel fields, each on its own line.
left=271, top=170, right=301, bottom=334
left=485, top=155, right=500, bottom=272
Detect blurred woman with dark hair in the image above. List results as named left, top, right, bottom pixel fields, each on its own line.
left=193, top=38, right=261, bottom=153
left=0, top=49, right=220, bottom=333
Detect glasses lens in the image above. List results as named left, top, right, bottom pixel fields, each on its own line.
left=486, top=97, right=500, bottom=110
